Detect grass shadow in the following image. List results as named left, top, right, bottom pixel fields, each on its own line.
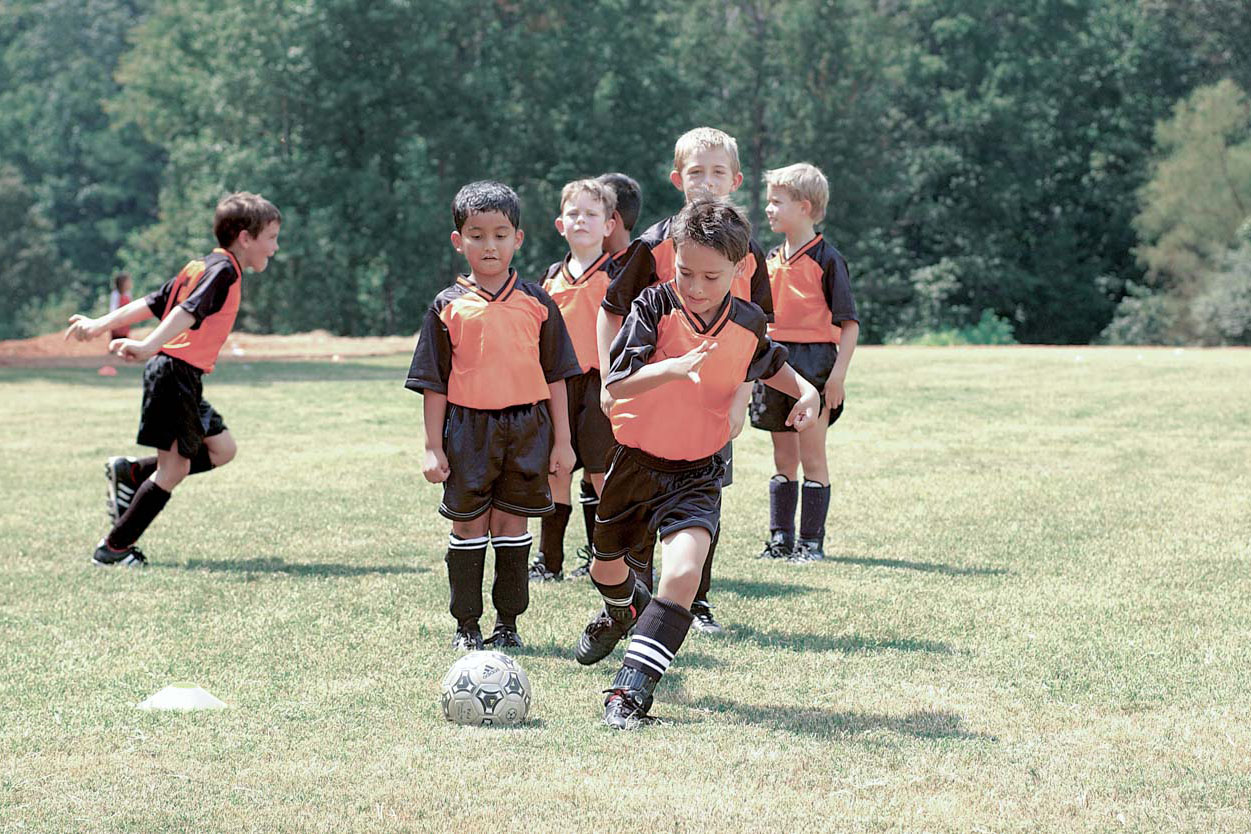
left=173, top=557, right=428, bottom=578
left=517, top=641, right=720, bottom=669
left=730, top=624, right=954, bottom=655
left=828, top=555, right=1009, bottom=576
left=0, top=359, right=404, bottom=388
left=686, top=696, right=995, bottom=741
left=714, top=577, right=821, bottom=599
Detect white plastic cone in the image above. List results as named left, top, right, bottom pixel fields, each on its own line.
left=136, top=683, right=227, bottom=711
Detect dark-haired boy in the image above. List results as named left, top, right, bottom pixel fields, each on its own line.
left=64, top=192, right=282, bottom=566
left=406, top=180, right=580, bottom=651
left=576, top=197, right=819, bottom=729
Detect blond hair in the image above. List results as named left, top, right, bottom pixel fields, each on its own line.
left=559, top=178, right=617, bottom=218
left=673, top=127, right=741, bottom=175
left=764, top=163, right=829, bottom=223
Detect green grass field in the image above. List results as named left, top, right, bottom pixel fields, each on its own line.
left=2, top=346, right=1249, bottom=832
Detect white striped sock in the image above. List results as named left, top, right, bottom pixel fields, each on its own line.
left=490, top=532, right=533, bottom=548
left=625, top=635, right=674, bottom=677
left=448, top=534, right=489, bottom=551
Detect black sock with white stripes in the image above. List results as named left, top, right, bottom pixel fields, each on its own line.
left=579, top=478, right=598, bottom=549
left=491, top=532, right=532, bottom=628
left=622, top=597, right=694, bottom=683
left=446, top=534, right=488, bottom=630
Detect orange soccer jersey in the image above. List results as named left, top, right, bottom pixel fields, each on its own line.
left=405, top=270, right=581, bottom=410
left=765, top=235, right=858, bottom=344
left=603, top=216, right=774, bottom=320
left=605, top=283, right=788, bottom=461
left=541, top=252, right=614, bottom=372
left=143, top=249, right=242, bottom=373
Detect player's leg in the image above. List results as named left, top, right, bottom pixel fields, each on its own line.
left=534, top=467, right=573, bottom=581
left=760, top=432, right=800, bottom=559
left=94, top=439, right=189, bottom=567
left=793, top=398, right=836, bottom=563
left=570, top=370, right=613, bottom=579
left=569, top=473, right=604, bottom=579
left=487, top=508, right=531, bottom=648
left=448, top=515, right=491, bottom=650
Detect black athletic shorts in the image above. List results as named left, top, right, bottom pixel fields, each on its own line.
left=136, top=353, right=227, bottom=458
left=566, top=369, right=614, bottom=474
left=749, top=340, right=844, bottom=432
left=592, top=444, right=724, bottom=565
left=441, top=401, right=555, bottom=521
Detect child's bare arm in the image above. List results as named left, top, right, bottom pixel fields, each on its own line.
left=546, top=379, right=575, bottom=476
left=762, top=364, right=820, bottom=430
left=108, top=308, right=195, bottom=362
left=421, top=392, right=450, bottom=483
left=596, top=308, right=622, bottom=414
left=728, top=381, right=752, bottom=439
left=605, top=340, right=711, bottom=399
left=64, top=298, right=154, bottom=342
left=825, top=320, right=859, bottom=410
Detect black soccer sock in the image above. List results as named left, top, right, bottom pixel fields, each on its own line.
left=106, top=479, right=171, bottom=549
left=491, top=532, right=532, bottom=628
left=189, top=445, right=214, bottom=475
left=622, top=597, right=694, bottom=683
left=769, top=474, right=798, bottom=538
left=592, top=569, right=639, bottom=615
left=539, top=503, right=571, bottom=572
left=579, top=478, right=599, bottom=549
left=694, top=525, right=718, bottom=605
left=799, top=480, right=831, bottom=543
left=132, top=456, right=158, bottom=482
left=446, top=534, right=488, bottom=630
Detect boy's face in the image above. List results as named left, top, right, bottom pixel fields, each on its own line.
left=764, top=185, right=812, bottom=235
left=451, top=210, right=523, bottom=281
left=554, top=192, right=615, bottom=251
left=674, top=240, right=744, bottom=318
left=238, top=221, right=281, bottom=272
left=670, top=147, right=743, bottom=200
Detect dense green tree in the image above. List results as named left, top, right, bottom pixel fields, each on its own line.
left=0, top=166, right=71, bottom=339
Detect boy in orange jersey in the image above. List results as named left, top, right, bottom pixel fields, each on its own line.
left=575, top=197, right=820, bottom=728
left=406, top=181, right=581, bottom=651
left=751, top=163, right=859, bottom=562
left=528, top=179, right=621, bottom=582
left=595, top=127, right=772, bottom=634
left=63, top=192, right=282, bottom=567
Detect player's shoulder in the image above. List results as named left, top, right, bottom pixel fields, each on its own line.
left=805, top=235, right=848, bottom=271
left=727, top=294, right=769, bottom=335
left=636, top=216, right=673, bottom=249
left=430, top=279, right=474, bottom=310
left=515, top=276, right=558, bottom=305
left=540, top=259, right=564, bottom=286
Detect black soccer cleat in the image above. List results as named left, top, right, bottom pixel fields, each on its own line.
left=484, top=623, right=524, bottom=649
left=527, top=557, right=563, bottom=582
left=568, top=545, right=593, bottom=579
left=602, top=666, right=658, bottom=730
left=689, top=599, right=725, bottom=635
left=575, top=579, right=652, bottom=666
left=789, top=538, right=826, bottom=563
left=92, top=539, right=147, bottom=568
left=105, top=456, right=141, bottom=523
left=757, top=530, right=794, bottom=560
left=451, top=623, right=484, bottom=652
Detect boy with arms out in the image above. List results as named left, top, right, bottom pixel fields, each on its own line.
left=577, top=197, right=820, bottom=728
left=406, top=181, right=580, bottom=650
left=595, top=127, right=771, bottom=634
left=64, top=192, right=282, bottom=566
left=752, top=163, right=859, bottom=562
left=529, top=179, right=620, bottom=582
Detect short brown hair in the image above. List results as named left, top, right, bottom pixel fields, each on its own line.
left=673, top=127, right=741, bottom=175
left=763, top=163, right=829, bottom=223
left=671, top=196, right=752, bottom=264
left=559, top=178, right=617, bottom=219
left=214, top=192, right=281, bottom=248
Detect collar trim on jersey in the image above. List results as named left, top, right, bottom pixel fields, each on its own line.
left=560, top=252, right=610, bottom=285
left=667, top=282, right=733, bottom=337
left=782, top=234, right=822, bottom=265
left=457, top=269, right=517, bottom=302
left=212, top=247, right=243, bottom=280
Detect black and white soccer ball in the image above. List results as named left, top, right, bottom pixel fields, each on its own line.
left=440, top=650, right=531, bottom=726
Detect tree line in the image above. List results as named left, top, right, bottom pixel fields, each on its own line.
left=1, top=0, right=1248, bottom=345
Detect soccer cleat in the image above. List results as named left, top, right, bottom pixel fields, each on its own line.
left=575, top=579, right=652, bottom=666
left=568, top=545, right=593, bottom=579
left=602, top=666, right=658, bottom=730
left=757, top=530, right=794, bottom=560
left=789, top=538, right=826, bottom=563
left=91, top=539, right=147, bottom=568
left=689, top=600, right=724, bottom=635
left=105, top=456, right=141, bottom=523
left=484, top=623, right=524, bottom=649
left=527, top=557, right=563, bottom=582
left=451, top=624, right=484, bottom=652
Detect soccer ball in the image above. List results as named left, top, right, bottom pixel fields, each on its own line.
left=440, top=650, right=531, bottom=726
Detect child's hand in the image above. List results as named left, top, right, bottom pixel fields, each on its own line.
left=599, top=384, right=615, bottom=416
left=549, top=440, right=576, bottom=477
left=787, top=384, right=821, bottom=431
left=823, top=375, right=846, bottom=414
left=64, top=314, right=102, bottom=342
left=423, top=446, right=450, bottom=483
left=109, top=338, right=156, bottom=362
left=668, top=340, right=712, bottom=383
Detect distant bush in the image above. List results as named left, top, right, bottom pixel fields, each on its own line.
left=901, top=309, right=1017, bottom=346
left=1192, top=242, right=1251, bottom=345
left=1100, top=282, right=1186, bottom=345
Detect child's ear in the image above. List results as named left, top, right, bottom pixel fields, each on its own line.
left=554, top=216, right=566, bottom=236
left=603, top=214, right=617, bottom=238
left=730, top=171, right=744, bottom=191
left=514, top=229, right=524, bottom=249
left=733, top=257, right=750, bottom=280
left=801, top=198, right=813, bottom=219
left=450, top=230, right=464, bottom=252
left=669, top=169, right=684, bottom=192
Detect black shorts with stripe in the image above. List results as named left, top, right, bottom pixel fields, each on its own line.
left=566, top=369, right=614, bottom=475
left=441, top=401, right=555, bottom=521
left=136, top=353, right=227, bottom=458
left=592, top=444, right=724, bottom=565
left=749, top=340, right=844, bottom=433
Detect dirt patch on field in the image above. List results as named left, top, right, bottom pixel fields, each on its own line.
left=0, top=329, right=416, bottom=368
